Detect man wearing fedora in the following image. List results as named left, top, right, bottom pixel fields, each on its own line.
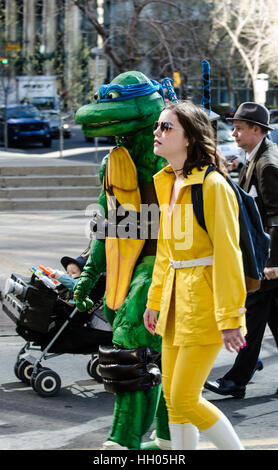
left=205, top=102, right=278, bottom=398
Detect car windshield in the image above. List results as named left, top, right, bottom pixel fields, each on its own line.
left=30, top=97, right=55, bottom=108
left=41, top=111, right=58, bottom=119
left=7, top=106, right=41, bottom=119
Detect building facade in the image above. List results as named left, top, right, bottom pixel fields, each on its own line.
left=1, top=0, right=278, bottom=110
left=0, top=0, right=101, bottom=109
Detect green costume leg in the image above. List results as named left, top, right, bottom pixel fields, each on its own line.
left=155, top=390, right=171, bottom=441
left=141, top=389, right=171, bottom=450
left=107, top=386, right=161, bottom=450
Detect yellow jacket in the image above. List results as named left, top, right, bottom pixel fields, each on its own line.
left=147, top=165, right=247, bottom=346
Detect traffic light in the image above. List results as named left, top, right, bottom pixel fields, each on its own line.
left=173, top=72, right=181, bottom=88
left=0, top=57, right=8, bottom=64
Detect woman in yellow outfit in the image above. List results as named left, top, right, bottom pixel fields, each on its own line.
left=144, top=101, right=247, bottom=450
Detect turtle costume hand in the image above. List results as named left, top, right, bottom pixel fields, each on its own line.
left=73, top=278, right=94, bottom=312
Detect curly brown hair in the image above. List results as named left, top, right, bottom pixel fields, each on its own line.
left=165, top=100, right=227, bottom=178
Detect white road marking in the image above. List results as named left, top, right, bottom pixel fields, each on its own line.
left=0, top=146, right=112, bottom=160
left=0, top=415, right=113, bottom=450
left=198, top=437, right=278, bottom=450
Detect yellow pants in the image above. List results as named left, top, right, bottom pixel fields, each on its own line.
left=162, top=301, right=222, bottom=431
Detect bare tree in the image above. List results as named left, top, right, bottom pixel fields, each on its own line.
left=71, top=0, right=182, bottom=73
left=211, top=0, right=278, bottom=102
left=71, top=0, right=215, bottom=99
left=3, top=0, right=278, bottom=109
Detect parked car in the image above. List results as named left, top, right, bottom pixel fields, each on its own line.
left=217, top=120, right=244, bottom=172
left=29, top=96, right=58, bottom=111
left=40, top=110, right=72, bottom=138
left=267, top=123, right=278, bottom=144
left=269, top=109, right=278, bottom=124
left=0, top=104, right=51, bottom=147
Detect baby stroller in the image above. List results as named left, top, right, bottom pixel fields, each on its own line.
left=2, top=270, right=113, bottom=397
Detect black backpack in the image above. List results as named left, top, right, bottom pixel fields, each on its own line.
left=191, top=165, right=270, bottom=292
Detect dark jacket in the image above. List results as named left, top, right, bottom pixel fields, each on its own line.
left=238, top=137, right=278, bottom=290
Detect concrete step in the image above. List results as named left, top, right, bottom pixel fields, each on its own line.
left=0, top=174, right=100, bottom=188
left=0, top=162, right=102, bottom=211
left=0, top=163, right=101, bottom=177
left=0, top=185, right=101, bottom=199
left=0, top=196, right=99, bottom=211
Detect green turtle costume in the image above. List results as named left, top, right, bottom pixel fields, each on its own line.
left=74, top=71, right=170, bottom=450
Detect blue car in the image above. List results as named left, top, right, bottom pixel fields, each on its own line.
left=267, top=123, right=278, bottom=145
left=0, top=104, right=52, bottom=147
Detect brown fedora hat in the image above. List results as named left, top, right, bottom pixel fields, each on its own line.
left=227, top=102, right=273, bottom=130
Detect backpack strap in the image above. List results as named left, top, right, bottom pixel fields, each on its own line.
left=191, top=165, right=215, bottom=232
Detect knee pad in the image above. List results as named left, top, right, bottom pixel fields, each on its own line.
left=98, top=345, right=161, bottom=393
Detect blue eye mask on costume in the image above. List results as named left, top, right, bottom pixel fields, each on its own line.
left=97, top=79, right=165, bottom=103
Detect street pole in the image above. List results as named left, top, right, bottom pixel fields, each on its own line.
left=90, top=47, right=104, bottom=162
left=4, top=85, right=8, bottom=150
left=0, top=63, right=9, bottom=150
left=95, top=53, right=99, bottom=161
left=58, top=92, right=64, bottom=158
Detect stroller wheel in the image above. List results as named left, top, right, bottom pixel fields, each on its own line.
left=16, top=360, right=34, bottom=385
left=33, top=369, right=61, bottom=397
left=14, top=360, right=22, bottom=380
left=87, top=356, right=103, bottom=383
left=30, top=366, right=50, bottom=390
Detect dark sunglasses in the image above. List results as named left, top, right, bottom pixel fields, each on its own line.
left=153, top=121, right=172, bottom=132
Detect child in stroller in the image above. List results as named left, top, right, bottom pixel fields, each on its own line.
left=44, top=255, right=113, bottom=341
left=37, top=255, right=87, bottom=314
left=3, top=254, right=112, bottom=397
left=47, top=255, right=87, bottom=307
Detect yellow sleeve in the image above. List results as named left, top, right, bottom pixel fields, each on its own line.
left=147, top=212, right=169, bottom=310
left=203, top=174, right=247, bottom=331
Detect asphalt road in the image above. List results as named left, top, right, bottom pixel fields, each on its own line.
left=1, top=211, right=278, bottom=453
left=0, top=137, right=278, bottom=457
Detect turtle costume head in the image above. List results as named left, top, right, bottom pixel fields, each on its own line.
left=75, top=71, right=165, bottom=138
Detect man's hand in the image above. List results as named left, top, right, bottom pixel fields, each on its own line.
left=73, top=276, right=94, bottom=312
left=264, top=267, right=278, bottom=280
